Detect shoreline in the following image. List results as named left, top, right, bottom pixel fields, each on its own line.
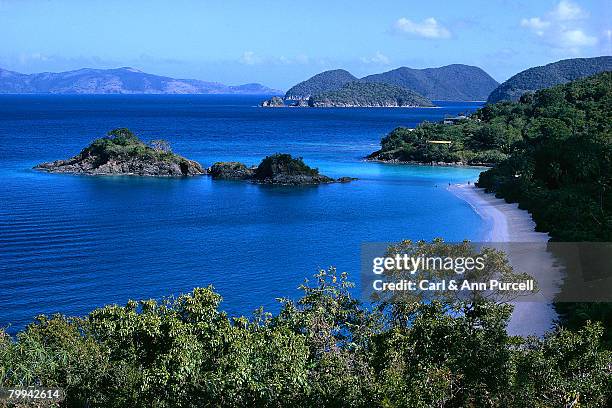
left=365, top=158, right=492, bottom=169
left=448, top=183, right=549, bottom=242
left=448, top=183, right=563, bottom=337
left=260, top=105, right=442, bottom=109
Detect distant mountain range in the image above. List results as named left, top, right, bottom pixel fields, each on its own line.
left=0, top=67, right=281, bottom=95
left=5, top=57, right=609, bottom=101
left=285, top=64, right=499, bottom=101
left=487, top=56, right=612, bottom=103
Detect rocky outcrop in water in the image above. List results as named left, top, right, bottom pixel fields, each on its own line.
left=208, top=154, right=355, bottom=185
left=34, top=128, right=206, bottom=176
left=250, top=154, right=334, bottom=185
left=337, top=176, right=358, bottom=183
left=208, top=162, right=255, bottom=179
left=260, top=96, right=285, bottom=107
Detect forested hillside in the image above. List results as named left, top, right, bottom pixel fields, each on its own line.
left=487, top=56, right=612, bottom=103
left=284, top=69, right=357, bottom=100
left=478, top=72, right=612, bottom=241
left=362, top=64, right=499, bottom=101
left=284, top=64, right=498, bottom=102
left=309, top=81, right=433, bottom=107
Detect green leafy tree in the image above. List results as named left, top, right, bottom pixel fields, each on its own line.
left=1, top=241, right=610, bottom=407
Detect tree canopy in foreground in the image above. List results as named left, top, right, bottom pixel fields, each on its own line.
left=1, top=241, right=610, bottom=407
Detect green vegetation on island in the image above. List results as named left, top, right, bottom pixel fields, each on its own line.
left=487, top=56, right=612, bottom=103
left=284, top=69, right=358, bottom=100
left=208, top=161, right=255, bottom=180
left=309, top=81, right=433, bottom=108
left=253, top=153, right=326, bottom=182
left=1, top=240, right=610, bottom=407
left=367, top=119, right=512, bottom=166
left=208, top=153, right=352, bottom=185
left=34, top=128, right=206, bottom=176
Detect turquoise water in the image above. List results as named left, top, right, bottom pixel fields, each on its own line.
left=0, top=95, right=487, bottom=332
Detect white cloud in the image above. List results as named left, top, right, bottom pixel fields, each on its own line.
left=520, top=1, right=597, bottom=53
left=560, top=29, right=597, bottom=47
left=238, top=51, right=262, bottom=65
left=393, top=17, right=451, bottom=39
left=520, top=17, right=550, bottom=36
left=550, top=0, right=587, bottom=21
left=360, top=51, right=391, bottom=65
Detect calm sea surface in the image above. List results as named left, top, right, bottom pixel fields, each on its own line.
left=0, top=95, right=487, bottom=332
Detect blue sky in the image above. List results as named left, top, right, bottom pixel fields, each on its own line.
left=0, top=0, right=610, bottom=89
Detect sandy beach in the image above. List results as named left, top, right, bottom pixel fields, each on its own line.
left=449, top=183, right=563, bottom=336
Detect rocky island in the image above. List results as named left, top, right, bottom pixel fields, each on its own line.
left=34, top=128, right=206, bottom=176
left=34, top=132, right=355, bottom=184
left=208, top=161, right=256, bottom=179
left=261, top=81, right=433, bottom=108
left=208, top=153, right=355, bottom=185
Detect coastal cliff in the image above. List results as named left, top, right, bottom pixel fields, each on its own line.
left=34, top=128, right=205, bottom=176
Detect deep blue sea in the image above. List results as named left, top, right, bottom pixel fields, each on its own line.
left=0, top=95, right=488, bottom=333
